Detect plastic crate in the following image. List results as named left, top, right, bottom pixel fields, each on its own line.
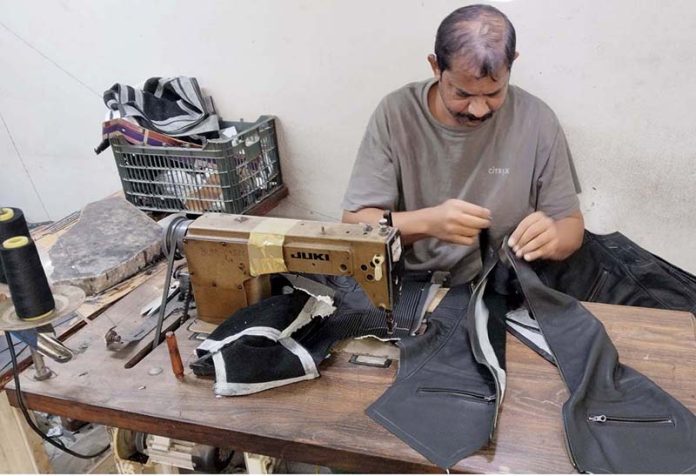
left=110, top=116, right=284, bottom=214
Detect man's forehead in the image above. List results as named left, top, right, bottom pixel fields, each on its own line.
left=444, top=63, right=509, bottom=94
left=447, top=54, right=510, bottom=80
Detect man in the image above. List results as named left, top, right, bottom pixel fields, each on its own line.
left=342, top=4, right=584, bottom=285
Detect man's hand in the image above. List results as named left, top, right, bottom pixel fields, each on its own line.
left=343, top=199, right=491, bottom=246
left=507, top=210, right=584, bottom=261
left=426, top=199, right=491, bottom=246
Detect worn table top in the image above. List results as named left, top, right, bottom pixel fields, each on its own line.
left=6, top=266, right=696, bottom=473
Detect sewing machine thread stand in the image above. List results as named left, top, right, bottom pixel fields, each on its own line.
left=30, top=349, right=53, bottom=381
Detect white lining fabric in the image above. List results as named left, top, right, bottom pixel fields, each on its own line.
left=279, top=337, right=319, bottom=377
left=212, top=351, right=227, bottom=390
left=473, top=279, right=507, bottom=403
left=505, top=306, right=540, bottom=330
left=214, top=374, right=317, bottom=396
left=279, top=296, right=335, bottom=339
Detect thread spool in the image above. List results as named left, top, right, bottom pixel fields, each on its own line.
left=0, top=235, right=55, bottom=320
left=0, top=208, right=30, bottom=284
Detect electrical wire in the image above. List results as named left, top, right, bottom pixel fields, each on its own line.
left=0, top=343, right=28, bottom=374
left=5, top=333, right=111, bottom=459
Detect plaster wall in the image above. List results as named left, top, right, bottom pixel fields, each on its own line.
left=1, top=0, right=694, bottom=271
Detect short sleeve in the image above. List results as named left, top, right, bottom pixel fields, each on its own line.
left=535, top=124, right=581, bottom=220
left=341, top=100, right=400, bottom=212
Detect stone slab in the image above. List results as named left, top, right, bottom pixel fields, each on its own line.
left=48, top=197, right=162, bottom=295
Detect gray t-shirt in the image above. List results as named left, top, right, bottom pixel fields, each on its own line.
left=342, top=79, right=581, bottom=285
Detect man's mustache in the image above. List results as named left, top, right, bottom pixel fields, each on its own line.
left=455, top=111, right=494, bottom=123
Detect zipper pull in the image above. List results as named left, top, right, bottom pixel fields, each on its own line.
left=588, top=415, right=607, bottom=423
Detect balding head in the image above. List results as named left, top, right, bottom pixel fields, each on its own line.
left=434, top=4, right=516, bottom=79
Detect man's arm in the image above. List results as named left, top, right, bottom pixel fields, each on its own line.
left=342, top=199, right=492, bottom=246
left=343, top=208, right=429, bottom=245
left=507, top=210, right=584, bottom=261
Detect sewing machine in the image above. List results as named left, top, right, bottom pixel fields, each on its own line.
left=180, top=213, right=403, bottom=326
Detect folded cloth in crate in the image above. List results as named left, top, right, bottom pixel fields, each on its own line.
left=95, top=118, right=203, bottom=154
left=103, top=76, right=220, bottom=138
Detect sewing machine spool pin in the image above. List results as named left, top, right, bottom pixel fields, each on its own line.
left=31, top=349, right=53, bottom=381
left=0, top=285, right=83, bottom=368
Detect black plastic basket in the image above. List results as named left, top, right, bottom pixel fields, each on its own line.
left=110, top=116, right=283, bottom=214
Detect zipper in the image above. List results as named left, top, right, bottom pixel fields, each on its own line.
left=588, top=414, right=673, bottom=424
left=468, top=271, right=505, bottom=426
left=418, top=387, right=495, bottom=403
left=585, top=269, right=609, bottom=302
left=504, top=245, right=580, bottom=469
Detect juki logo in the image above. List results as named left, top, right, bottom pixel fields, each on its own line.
left=290, top=251, right=330, bottom=261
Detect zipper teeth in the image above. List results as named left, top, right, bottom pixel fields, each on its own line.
left=470, top=275, right=504, bottom=422
left=418, top=388, right=495, bottom=401
left=588, top=414, right=673, bottom=424
left=561, top=423, right=578, bottom=470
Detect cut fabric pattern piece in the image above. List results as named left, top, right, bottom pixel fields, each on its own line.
left=505, top=244, right=696, bottom=473
left=191, top=275, right=433, bottom=396
left=368, top=236, right=696, bottom=472
left=367, top=285, right=497, bottom=469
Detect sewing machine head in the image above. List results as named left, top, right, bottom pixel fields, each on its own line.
left=181, top=214, right=403, bottom=324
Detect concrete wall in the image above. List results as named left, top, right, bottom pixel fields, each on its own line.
left=1, top=0, right=694, bottom=271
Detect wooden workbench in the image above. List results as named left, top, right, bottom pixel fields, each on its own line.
left=6, top=265, right=696, bottom=473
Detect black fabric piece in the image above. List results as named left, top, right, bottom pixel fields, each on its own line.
left=506, top=245, right=696, bottom=473
left=366, top=285, right=496, bottom=469
left=194, top=291, right=310, bottom=360
left=482, top=287, right=508, bottom=372
left=299, top=277, right=433, bottom=365
left=191, top=291, right=320, bottom=395
left=534, top=230, right=696, bottom=313
left=213, top=335, right=306, bottom=384
left=306, top=273, right=425, bottom=320
left=191, top=276, right=431, bottom=389
left=191, top=292, right=310, bottom=376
